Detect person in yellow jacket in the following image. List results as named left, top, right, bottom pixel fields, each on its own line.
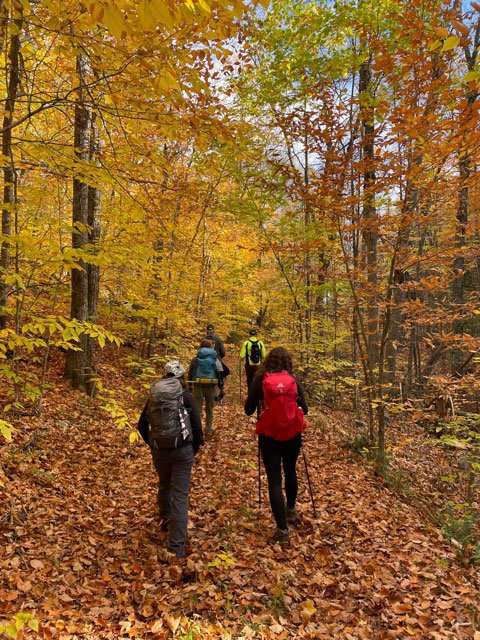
left=240, top=328, right=267, bottom=389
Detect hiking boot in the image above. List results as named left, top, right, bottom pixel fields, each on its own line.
left=157, top=547, right=177, bottom=564
left=268, top=528, right=289, bottom=545
left=166, top=556, right=196, bottom=583
left=286, top=507, right=300, bottom=526
left=160, top=518, right=169, bottom=532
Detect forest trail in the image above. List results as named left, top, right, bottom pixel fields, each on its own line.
left=1, top=380, right=479, bottom=640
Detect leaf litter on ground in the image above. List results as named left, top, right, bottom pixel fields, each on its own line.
left=0, top=365, right=479, bottom=639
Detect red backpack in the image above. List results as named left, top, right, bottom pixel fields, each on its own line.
left=256, top=371, right=306, bottom=441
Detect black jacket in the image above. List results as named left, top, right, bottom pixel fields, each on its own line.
left=244, top=371, right=308, bottom=417
left=138, top=388, right=203, bottom=453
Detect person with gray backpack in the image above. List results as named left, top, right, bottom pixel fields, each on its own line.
left=138, top=360, right=203, bottom=558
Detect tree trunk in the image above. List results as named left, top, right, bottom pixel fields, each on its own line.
left=359, top=50, right=383, bottom=464
left=65, top=53, right=91, bottom=388
left=385, top=168, right=419, bottom=390
left=359, top=57, right=378, bottom=373
left=452, top=152, right=470, bottom=308
left=451, top=119, right=473, bottom=374
left=450, top=16, right=480, bottom=369
left=85, top=114, right=101, bottom=395
left=0, top=13, right=21, bottom=330
left=303, top=109, right=312, bottom=352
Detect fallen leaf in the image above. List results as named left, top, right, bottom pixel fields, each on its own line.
left=300, top=599, right=317, bottom=622
left=151, top=619, right=164, bottom=633
left=165, top=614, right=180, bottom=634
left=58, top=592, right=74, bottom=603
left=270, top=623, right=284, bottom=633
left=16, top=578, right=32, bottom=593
left=30, top=559, right=44, bottom=570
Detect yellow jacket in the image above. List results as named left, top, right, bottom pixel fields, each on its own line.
left=240, top=337, right=266, bottom=364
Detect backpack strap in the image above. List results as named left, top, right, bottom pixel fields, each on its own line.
left=178, top=394, right=192, bottom=443
left=247, top=338, right=258, bottom=365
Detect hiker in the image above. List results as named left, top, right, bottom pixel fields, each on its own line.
left=138, top=360, right=203, bottom=558
left=240, top=328, right=267, bottom=389
left=204, top=323, right=226, bottom=359
left=204, top=323, right=230, bottom=380
left=189, top=339, right=224, bottom=438
left=244, top=347, right=308, bottom=544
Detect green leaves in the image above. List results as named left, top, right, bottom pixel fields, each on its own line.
left=0, top=612, right=38, bottom=639
left=464, top=69, right=480, bottom=83
left=101, top=4, right=126, bottom=39
left=440, top=435, right=468, bottom=449
left=0, top=419, right=13, bottom=442
left=208, top=551, right=236, bottom=569
left=442, top=35, right=460, bottom=52
left=198, top=0, right=211, bottom=14
left=100, top=393, right=131, bottom=430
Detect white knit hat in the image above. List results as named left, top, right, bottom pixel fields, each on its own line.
left=164, top=360, right=185, bottom=378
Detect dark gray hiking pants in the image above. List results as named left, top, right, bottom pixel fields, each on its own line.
left=151, top=444, right=194, bottom=557
left=193, top=383, right=216, bottom=435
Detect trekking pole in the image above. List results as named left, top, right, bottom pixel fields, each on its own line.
left=239, top=360, right=243, bottom=403
left=257, top=442, right=261, bottom=509
left=302, top=448, right=317, bottom=518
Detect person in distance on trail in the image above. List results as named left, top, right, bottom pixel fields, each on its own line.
left=189, top=339, right=224, bottom=438
left=240, top=327, right=267, bottom=389
left=138, top=360, right=203, bottom=559
left=204, top=322, right=230, bottom=386
left=204, top=323, right=226, bottom=360
left=244, top=347, right=308, bottom=545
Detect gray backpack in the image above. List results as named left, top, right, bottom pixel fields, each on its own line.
left=147, top=378, right=192, bottom=449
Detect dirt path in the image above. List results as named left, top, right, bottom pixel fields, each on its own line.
left=1, top=383, right=479, bottom=639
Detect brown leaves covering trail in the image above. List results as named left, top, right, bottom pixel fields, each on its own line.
left=0, top=383, right=479, bottom=639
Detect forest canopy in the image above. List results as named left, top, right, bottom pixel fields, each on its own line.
left=1, top=0, right=480, bottom=638
left=0, top=0, right=479, bottom=463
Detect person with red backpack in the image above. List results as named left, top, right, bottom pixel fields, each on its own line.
left=244, top=347, right=308, bottom=544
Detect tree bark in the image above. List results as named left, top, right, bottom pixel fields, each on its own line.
left=0, top=13, right=22, bottom=330
left=85, top=113, right=101, bottom=395
left=65, top=52, right=91, bottom=388
left=450, top=12, right=480, bottom=371
left=303, top=107, right=312, bottom=352
left=452, top=152, right=471, bottom=314
left=385, top=168, right=419, bottom=390
left=451, top=91, right=476, bottom=374
left=359, top=56, right=378, bottom=373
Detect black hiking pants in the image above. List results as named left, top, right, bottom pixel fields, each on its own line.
left=151, top=443, right=194, bottom=557
left=259, top=434, right=302, bottom=531
left=245, top=363, right=259, bottom=389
